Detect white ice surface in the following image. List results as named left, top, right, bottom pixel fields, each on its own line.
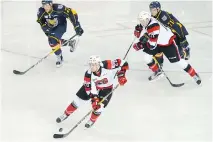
left=1, top=1, right=212, bottom=142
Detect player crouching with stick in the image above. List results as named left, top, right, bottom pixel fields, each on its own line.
left=56, top=55, right=129, bottom=128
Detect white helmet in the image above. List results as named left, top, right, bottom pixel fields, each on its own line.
left=137, top=11, right=151, bottom=27
left=88, top=55, right=101, bottom=64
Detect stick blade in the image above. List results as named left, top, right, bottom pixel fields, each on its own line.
left=13, top=70, right=25, bottom=75
left=172, top=83, right=185, bottom=87
left=53, top=134, right=64, bottom=139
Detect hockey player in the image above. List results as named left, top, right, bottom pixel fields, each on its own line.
left=37, top=0, right=84, bottom=67
left=56, top=55, right=129, bottom=128
left=149, top=1, right=190, bottom=60
left=133, top=11, right=201, bottom=85
left=134, top=2, right=191, bottom=67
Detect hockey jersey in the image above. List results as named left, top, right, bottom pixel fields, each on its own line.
left=37, top=3, right=80, bottom=32
left=144, top=17, right=175, bottom=49
left=153, top=10, right=188, bottom=38
left=84, top=59, right=129, bottom=95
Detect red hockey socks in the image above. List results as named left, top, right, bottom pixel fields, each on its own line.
left=65, top=102, right=78, bottom=116
left=147, top=59, right=159, bottom=72
left=90, top=111, right=101, bottom=122
left=184, top=64, right=196, bottom=77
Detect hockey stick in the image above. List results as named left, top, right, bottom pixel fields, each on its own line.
left=53, top=38, right=135, bottom=139
left=123, top=37, right=136, bottom=59
left=160, top=67, right=184, bottom=87
left=153, top=57, right=184, bottom=87
left=150, top=22, right=185, bottom=88
left=53, top=84, right=119, bottom=139
left=13, top=34, right=77, bottom=75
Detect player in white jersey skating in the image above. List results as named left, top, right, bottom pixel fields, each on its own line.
left=133, top=11, right=201, bottom=85
left=56, top=55, right=129, bottom=128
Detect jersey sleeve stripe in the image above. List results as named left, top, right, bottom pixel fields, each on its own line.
left=147, top=25, right=160, bottom=33
left=106, top=60, right=112, bottom=69
left=116, top=59, right=121, bottom=66
left=84, top=77, right=91, bottom=82
left=85, top=88, right=91, bottom=91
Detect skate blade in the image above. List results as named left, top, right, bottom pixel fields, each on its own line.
left=56, top=64, right=63, bottom=68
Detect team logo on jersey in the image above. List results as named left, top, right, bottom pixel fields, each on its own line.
left=47, top=18, right=58, bottom=27
left=95, top=78, right=108, bottom=85
left=58, top=4, right=63, bottom=9
left=162, top=15, right=167, bottom=21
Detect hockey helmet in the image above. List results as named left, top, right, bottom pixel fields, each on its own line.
left=138, top=11, right=151, bottom=27
left=149, top=1, right=161, bottom=9
left=42, top=0, right=53, bottom=5
left=89, top=55, right=101, bottom=64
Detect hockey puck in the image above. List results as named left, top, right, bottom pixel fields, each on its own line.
left=59, top=128, right=63, bottom=132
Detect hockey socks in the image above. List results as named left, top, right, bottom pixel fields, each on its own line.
left=65, top=102, right=78, bottom=116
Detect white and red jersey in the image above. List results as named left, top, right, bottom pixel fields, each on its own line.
left=144, top=17, right=176, bottom=49
left=84, top=59, right=129, bottom=96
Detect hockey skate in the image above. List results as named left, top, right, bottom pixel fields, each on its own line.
left=62, top=38, right=78, bottom=52
left=56, top=55, right=63, bottom=68
left=56, top=113, right=68, bottom=123
left=85, top=119, right=95, bottom=128
left=68, top=39, right=77, bottom=52
left=148, top=68, right=164, bottom=81
left=193, top=73, right=201, bottom=85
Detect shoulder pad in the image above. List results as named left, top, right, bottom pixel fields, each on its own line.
left=52, top=3, right=65, bottom=12
left=37, top=7, right=45, bottom=15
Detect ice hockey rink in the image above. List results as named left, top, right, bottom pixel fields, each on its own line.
left=1, top=1, right=212, bottom=142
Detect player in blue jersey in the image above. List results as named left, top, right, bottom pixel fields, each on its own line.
left=150, top=1, right=190, bottom=61
left=37, top=0, right=84, bottom=67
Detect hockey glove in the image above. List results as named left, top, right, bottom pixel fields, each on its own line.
left=140, top=33, right=149, bottom=44
left=133, top=42, right=143, bottom=51
left=117, top=70, right=127, bottom=86
left=90, top=94, right=101, bottom=110
left=134, top=24, right=143, bottom=38
left=74, top=24, right=84, bottom=36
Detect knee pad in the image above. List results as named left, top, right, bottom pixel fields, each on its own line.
left=144, top=53, right=154, bottom=64
left=175, top=59, right=188, bottom=69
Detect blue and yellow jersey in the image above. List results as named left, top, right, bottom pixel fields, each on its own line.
left=153, top=10, right=188, bottom=38
left=37, top=3, right=80, bottom=29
